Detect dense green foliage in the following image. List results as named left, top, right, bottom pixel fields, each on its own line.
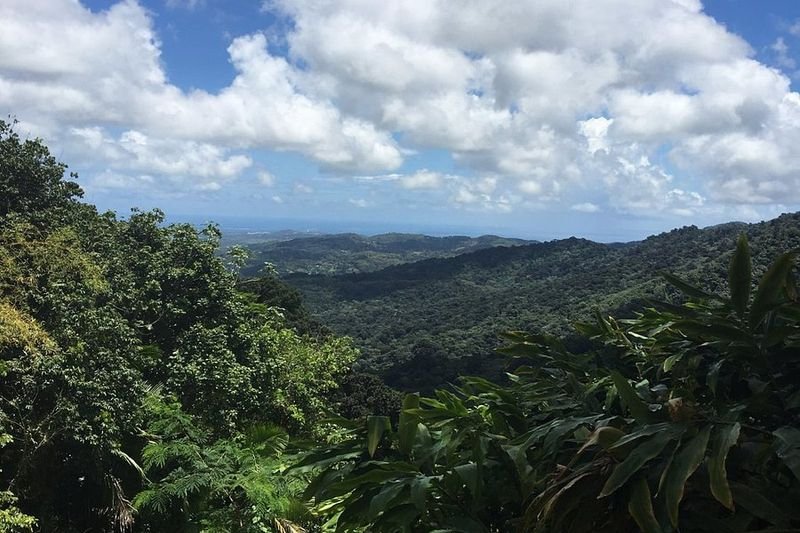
left=240, top=233, right=530, bottom=276
left=0, top=120, right=359, bottom=531
left=4, top=118, right=800, bottom=532
left=285, top=219, right=800, bottom=391
left=297, top=235, right=800, bottom=532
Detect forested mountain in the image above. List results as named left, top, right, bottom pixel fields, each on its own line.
left=240, top=232, right=530, bottom=275
left=285, top=215, right=800, bottom=390
left=0, top=119, right=384, bottom=531
left=3, top=119, right=800, bottom=532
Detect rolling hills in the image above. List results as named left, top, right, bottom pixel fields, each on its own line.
left=276, top=213, right=800, bottom=390
left=239, top=232, right=530, bottom=275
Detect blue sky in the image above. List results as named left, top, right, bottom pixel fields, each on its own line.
left=2, top=0, right=800, bottom=241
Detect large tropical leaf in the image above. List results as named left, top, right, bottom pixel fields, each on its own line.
left=599, top=430, right=675, bottom=497
left=750, top=251, right=797, bottom=328
left=729, top=233, right=752, bottom=318
left=661, top=426, right=712, bottom=527
left=366, top=416, right=391, bottom=458
left=708, top=422, right=740, bottom=509
left=628, top=476, right=661, bottom=533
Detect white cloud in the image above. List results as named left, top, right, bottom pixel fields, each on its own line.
left=271, top=195, right=284, bottom=203
left=519, top=181, right=542, bottom=195
left=166, top=0, right=203, bottom=9
left=270, top=0, right=799, bottom=210
left=89, top=171, right=155, bottom=191
left=293, top=182, right=313, bottom=194
left=400, top=169, right=443, bottom=189
left=771, top=37, right=796, bottom=70
left=68, top=127, right=252, bottom=178
left=257, top=170, right=277, bottom=186
left=0, top=0, right=402, bottom=177
left=571, top=202, right=600, bottom=213
left=1, top=0, right=799, bottom=214
left=197, top=181, right=222, bottom=191
left=349, top=198, right=369, bottom=208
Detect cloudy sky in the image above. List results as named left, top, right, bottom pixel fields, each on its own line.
left=2, top=0, right=800, bottom=240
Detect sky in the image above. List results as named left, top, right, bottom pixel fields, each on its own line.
left=2, top=0, right=800, bottom=241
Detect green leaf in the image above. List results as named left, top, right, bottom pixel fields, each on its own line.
left=730, top=483, right=790, bottom=527
left=661, top=425, right=712, bottom=527
left=729, top=233, right=751, bottom=318
left=454, top=463, right=479, bottom=498
left=708, top=423, right=740, bottom=509
left=750, top=251, right=797, bottom=328
left=628, top=476, right=662, bottom=533
left=368, top=482, right=406, bottom=520
left=599, top=430, right=675, bottom=497
left=773, top=426, right=800, bottom=482
left=610, top=371, right=650, bottom=422
left=367, top=416, right=390, bottom=458
left=409, top=477, right=431, bottom=511
left=662, top=272, right=721, bottom=301
left=327, top=468, right=411, bottom=496
left=671, top=321, right=753, bottom=344
left=398, top=394, right=420, bottom=456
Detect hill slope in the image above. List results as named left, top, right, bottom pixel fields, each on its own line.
left=241, top=233, right=531, bottom=275
left=284, top=213, right=800, bottom=390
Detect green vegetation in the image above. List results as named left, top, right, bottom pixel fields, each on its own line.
left=0, top=119, right=359, bottom=531
left=2, top=118, right=800, bottom=532
left=296, top=234, right=800, bottom=531
left=240, top=233, right=530, bottom=276
left=285, top=218, right=800, bottom=391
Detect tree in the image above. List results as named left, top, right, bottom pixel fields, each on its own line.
left=295, top=235, right=800, bottom=532
left=0, top=119, right=82, bottom=224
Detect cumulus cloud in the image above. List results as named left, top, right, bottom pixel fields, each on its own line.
left=1, top=0, right=799, bottom=214
left=0, top=0, right=402, bottom=185
left=271, top=0, right=799, bottom=212
left=67, top=127, right=252, bottom=178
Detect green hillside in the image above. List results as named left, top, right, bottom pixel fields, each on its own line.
left=285, top=215, right=800, bottom=390
left=241, top=232, right=531, bottom=275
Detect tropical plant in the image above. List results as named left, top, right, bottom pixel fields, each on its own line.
left=133, top=393, right=312, bottom=532
left=294, top=234, right=800, bottom=532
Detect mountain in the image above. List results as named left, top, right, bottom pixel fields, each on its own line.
left=240, top=232, right=531, bottom=275
left=282, top=213, right=800, bottom=391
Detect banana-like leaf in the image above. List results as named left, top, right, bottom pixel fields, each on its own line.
left=730, top=483, right=791, bottom=527
left=628, top=476, right=661, bottom=533
left=750, top=251, right=797, bottom=328
left=454, top=463, right=479, bottom=498
left=600, top=430, right=675, bottom=497
left=610, top=371, right=650, bottom=422
left=368, top=482, right=407, bottom=520
left=729, top=233, right=751, bottom=318
left=662, top=272, right=723, bottom=302
left=366, top=416, right=390, bottom=458
left=398, top=394, right=420, bottom=456
left=708, top=422, right=740, bottom=509
left=661, top=425, right=712, bottom=527
left=773, top=426, right=800, bottom=482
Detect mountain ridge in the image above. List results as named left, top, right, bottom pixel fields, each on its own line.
left=279, top=212, right=800, bottom=390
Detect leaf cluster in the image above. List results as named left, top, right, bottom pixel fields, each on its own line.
left=296, top=235, right=800, bottom=532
